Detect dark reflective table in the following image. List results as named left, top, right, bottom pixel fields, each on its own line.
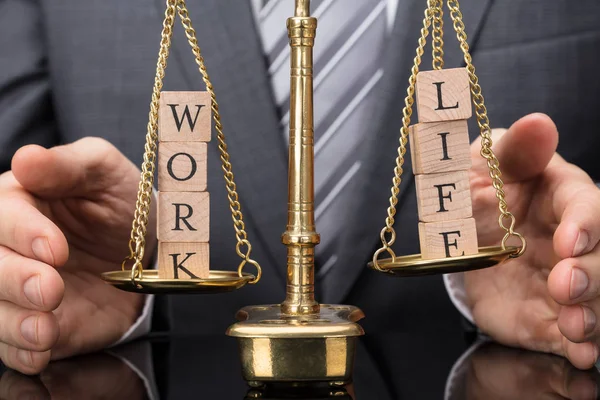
left=1, top=332, right=599, bottom=399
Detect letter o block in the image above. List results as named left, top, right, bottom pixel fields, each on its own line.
left=158, top=142, right=207, bottom=192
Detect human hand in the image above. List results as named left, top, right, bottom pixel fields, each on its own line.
left=0, top=137, right=156, bottom=374
left=464, top=113, right=600, bottom=369
left=463, top=342, right=598, bottom=399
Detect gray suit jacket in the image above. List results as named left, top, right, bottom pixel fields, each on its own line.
left=1, top=0, right=599, bottom=338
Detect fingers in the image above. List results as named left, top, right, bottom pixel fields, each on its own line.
left=0, top=246, right=64, bottom=312
left=0, top=197, right=68, bottom=268
left=553, top=183, right=600, bottom=260
left=548, top=250, right=600, bottom=306
left=11, top=137, right=137, bottom=199
left=561, top=338, right=598, bottom=371
left=0, top=343, right=52, bottom=375
left=471, top=113, right=558, bottom=183
left=0, top=301, right=59, bottom=352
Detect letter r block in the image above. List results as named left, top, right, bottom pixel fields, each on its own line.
left=158, top=142, right=207, bottom=192
left=415, top=171, right=473, bottom=222
left=159, top=91, right=211, bottom=142
left=418, top=218, right=478, bottom=260
left=415, top=68, right=472, bottom=123
left=158, top=242, right=209, bottom=279
left=409, top=120, right=471, bottom=174
left=158, top=192, right=210, bottom=242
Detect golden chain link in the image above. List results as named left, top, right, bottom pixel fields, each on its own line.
left=371, top=1, right=435, bottom=272
left=447, top=0, right=525, bottom=257
left=372, top=0, right=526, bottom=270
left=123, top=0, right=262, bottom=285
left=431, top=0, right=445, bottom=70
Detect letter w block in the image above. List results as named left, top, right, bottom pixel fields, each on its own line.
left=159, top=91, right=211, bottom=142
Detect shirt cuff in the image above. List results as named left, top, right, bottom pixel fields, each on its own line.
left=443, top=272, right=475, bottom=325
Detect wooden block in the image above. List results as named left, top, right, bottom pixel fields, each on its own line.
left=416, top=68, right=472, bottom=123
left=159, top=91, right=211, bottom=142
left=158, top=142, right=207, bottom=192
left=409, top=120, right=471, bottom=174
left=415, top=171, right=473, bottom=222
left=158, top=242, right=209, bottom=279
left=158, top=192, right=209, bottom=242
left=418, top=218, right=478, bottom=259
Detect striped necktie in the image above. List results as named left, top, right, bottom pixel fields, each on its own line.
left=255, top=1, right=387, bottom=277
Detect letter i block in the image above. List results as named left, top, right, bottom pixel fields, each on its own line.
left=418, top=218, right=478, bottom=260
left=158, top=192, right=210, bottom=242
left=409, top=120, right=471, bottom=174
left=159, top=91, right=212, bottom=142
left=415, top=171, right=473, bottom=222
left=158, top=142, right=207, bottom=192
left=158, top=242, right=209, bottom=279
left=415, top=68, right=472, bottom=123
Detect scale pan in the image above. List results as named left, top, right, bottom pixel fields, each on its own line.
left=101, top=270, right=255, bottom=294
left=368, top=246, right=517, bottom=277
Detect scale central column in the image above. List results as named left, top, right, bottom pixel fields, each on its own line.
left=281, top=0, right=320, bottom=315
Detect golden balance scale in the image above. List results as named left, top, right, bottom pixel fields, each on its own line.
left=102, top=0, right=526, bottom=385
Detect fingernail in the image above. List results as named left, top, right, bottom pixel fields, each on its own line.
left=32, top=237, right=55, bottom=266
left=16, top=349, right=34, bottom=367
left=24, top=275, right=44, bottom=307
left=20, top=316, right=39, bottom=344
left=582, top=306, right=597, bottom=336
left=570, top=267, right=589, bottom=300
left=573, top=231, right=589, bottom=257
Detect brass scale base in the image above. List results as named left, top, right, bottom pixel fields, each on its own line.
left=102, top=246, right=515, bottom=383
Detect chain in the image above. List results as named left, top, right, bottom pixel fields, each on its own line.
left=431, top=0, right=445, bottom=70
left=372, top=0, right=526, bottom=270
left=371, top=1, right=435, bottom=272
left=447, top=0, right=526, bottom=257
left=123, top=0, right=177, bottom=287
left=122, top=0, right=262, bottom=285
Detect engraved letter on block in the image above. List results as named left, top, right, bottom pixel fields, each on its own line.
left=415, top=68, right=472, bottom=123
left=418, top=218, right=478, bottom=260
left=158, top=142, right=207, bottom=192
left=159, top=91, right=211, bottom=142
left=158, top=192, right=210, bottom=242
left=415, top=171, right=473, bottom=223
left=158, top=242, right=209, bottom=279
left=409, top=120, right=471, bottom=174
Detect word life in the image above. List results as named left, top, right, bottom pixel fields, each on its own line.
left=157, top=91, right=211, bottom=279
left=411, top=68, right=478, bottom=259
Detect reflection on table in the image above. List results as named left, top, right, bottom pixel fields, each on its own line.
left=0, top=335, right=598, bottom=399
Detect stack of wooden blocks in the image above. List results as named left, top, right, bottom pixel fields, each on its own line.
left=157, top=92, right=212, bottom=279
left=410, top=68, right=478, bottom=260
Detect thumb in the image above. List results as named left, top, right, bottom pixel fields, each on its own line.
left=11, top=137, right=138, bottom=199
left=471, top=113, right=559, bottom=183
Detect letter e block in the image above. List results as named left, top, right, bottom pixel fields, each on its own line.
left=158, top=242, right=209, bottom=279
left=158, top=192, right=209, bottom=242
left=158, top=142, right=207, bottom=192
left=409, top=120, right=471, bottom=174
left=415, top=68, right=472, bottom=123
left=415, top=171, right=473, bottom=222
left=418, top=218, right=478, bottom=260
left=159, top=91, right=211, bottom=142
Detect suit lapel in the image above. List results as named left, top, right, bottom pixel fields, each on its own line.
left=153, top=0, right=289, bottom=285
left=323, top=0, right=494, bottom=304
